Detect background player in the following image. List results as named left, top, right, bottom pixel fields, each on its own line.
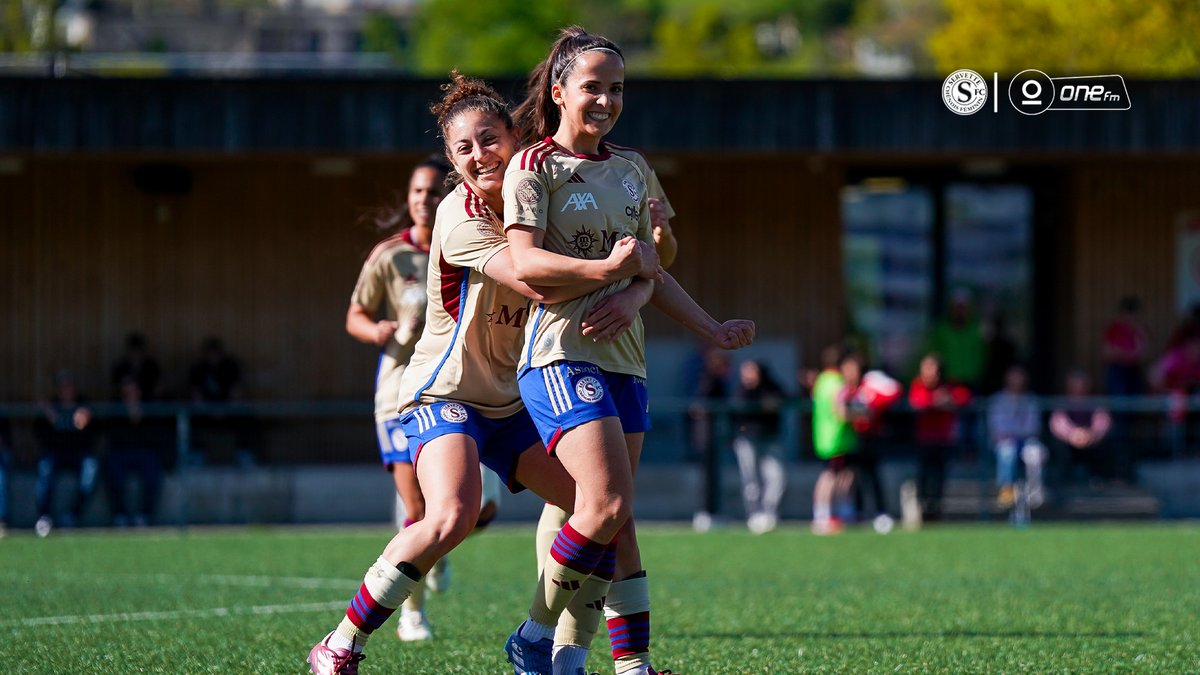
left=503, top=26, right=755, bottom=675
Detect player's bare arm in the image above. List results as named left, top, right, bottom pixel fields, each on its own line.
left=649, top=272, right=755, bottom=350
left=506, top=224, right=656, bottom=285
left=346, top=302, right=398, bottom=347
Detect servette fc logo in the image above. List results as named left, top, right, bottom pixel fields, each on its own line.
left=941, top=69, right=988, bottom=116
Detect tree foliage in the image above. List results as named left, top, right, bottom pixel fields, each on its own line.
left=409, top=0, right=581, bottom=76
left=930, top=0, right=1200, bottom=76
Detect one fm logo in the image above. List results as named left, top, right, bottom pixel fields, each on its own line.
left=941, top=69, right=1131, bottom=115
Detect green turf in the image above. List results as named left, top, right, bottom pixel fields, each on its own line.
left=2, top=522, right=1198, bottom=673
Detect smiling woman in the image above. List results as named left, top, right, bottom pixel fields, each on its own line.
left=501, top=26, right=756, bottom=675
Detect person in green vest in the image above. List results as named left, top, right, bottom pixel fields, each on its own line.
left=811, top=346, right=857, bottom=534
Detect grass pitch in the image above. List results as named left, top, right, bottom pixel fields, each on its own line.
left=2, top=522, right=1198, bottom=674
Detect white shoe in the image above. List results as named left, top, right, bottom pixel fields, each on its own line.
left=872, top=514, right=895, bottom=534
left=747, top=511, right=777, bottom=534
left=35, top=516, right=53, bottom=538
left=692, top=511, right=713, bottom=533
left=397, top=611, right=432, bottom=642
left=426, top=556, right=451, bottom=593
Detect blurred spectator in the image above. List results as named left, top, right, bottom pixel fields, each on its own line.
left=842, top=362, right=902, bottom=530
left=1102, top=296, right=1149, bottom=396
left=111, top=331, right=162, bottom=401
left=1150, top=335, right=1200, bottom=394
left=981, top=312, right=1019, bottom=395
left=1050, top=370, right=1122, bottom=485
left=188, top=337, right=252, bottom=465
left=190, top=337, right=242, bottom=403
left=688, top=348, right=730, bottom=529
left=0, top=414, right=10, bottom=537
left=909, top=354, right=972, bottom=521
left=928, top=289, right=984, bottom=391
left=731, top=359, right=786, bottom=534
left=104, top=376, right=170, bottom=527
left=987, top=365, right=1046, bottom=509
left=34, top=370, right=100, bottom=537
left=811, top=346, right=855, bottom=535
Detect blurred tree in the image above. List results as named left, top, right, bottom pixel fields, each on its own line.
left=361, top=11, right=405, bottom=63
left=410, top=0, right=581, bottom=76
left=852, top=0, right=945, bottom=76
left=930, top=0, right=1200, bottom=76
left=1, top=0, right=33, bottom=52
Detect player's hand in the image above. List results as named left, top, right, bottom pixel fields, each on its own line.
left=373, top=320, right=399, bottom=347
left=582, top=292, right=641, bottom=342
left=648, top=197, right=669, bottom=229
left=634, top=240, right=663, bottom=282
left=711, top=319, right=755, bottom=350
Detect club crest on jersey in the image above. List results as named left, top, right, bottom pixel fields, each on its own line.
left=440, top=402, right=469, bottom=423
left=575, top=376, right=604, bottom=403
left=516, top=177, right=544, bottom=205
left=561, top=192, right=598, bottom=212
left=621, top=179, right=638, bottom=201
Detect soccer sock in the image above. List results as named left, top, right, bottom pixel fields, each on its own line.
left=814, top=504, right=831, bottom=522
left=553, top=539, right=617, bottom=669
left=332, top=557, right=421, bottom=652
left=536, top=503, right=570, bottom=578
left=606, top=572, right=652, bottom=673
left=527, top=520, right=606, bottom=632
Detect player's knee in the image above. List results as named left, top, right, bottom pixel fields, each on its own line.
left=427, top=503, right=477, bottom=553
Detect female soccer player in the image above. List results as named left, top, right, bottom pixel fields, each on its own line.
left=503, top=26, right=755, bottom=675
left=308, top=72, right=659, bottom=675
left=346, top=156, right=450, bottom=641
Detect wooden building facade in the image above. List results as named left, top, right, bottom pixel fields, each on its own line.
left=2, top=77, right=1198, bottom=401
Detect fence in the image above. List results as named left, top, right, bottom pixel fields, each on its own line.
left=1, top=395, right=1197, bottom=528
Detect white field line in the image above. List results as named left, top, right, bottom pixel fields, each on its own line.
left=0, top=572, right=356, bottom=590
left=4, top=600, right=347, bottom=628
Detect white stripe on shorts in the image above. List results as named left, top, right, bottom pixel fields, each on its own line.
left=552, top=365, right=574, bottom=413
left=542, top=368, right=562, bottom=417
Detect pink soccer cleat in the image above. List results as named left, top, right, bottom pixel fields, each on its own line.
left=307, top=631, right=366, bottom=675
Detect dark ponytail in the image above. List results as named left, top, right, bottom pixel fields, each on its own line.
left=513, top=26, right=623, bottom=148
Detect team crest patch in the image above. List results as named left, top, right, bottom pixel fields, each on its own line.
left=440, top=402, right=469, bottom=423
left=516, top=177, right=544, bottom=205
left=575, top=376, right=604, bottom=403
left=476, top=219, right=503, bottom=238
left=621, top=179, right=638, bottom=201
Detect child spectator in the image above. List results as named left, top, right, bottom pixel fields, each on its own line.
left=731, top=359, right=786, bottom=534
left=987, top=365, right=1046, bottom=509
left=33, top=370, right=99, bottom=537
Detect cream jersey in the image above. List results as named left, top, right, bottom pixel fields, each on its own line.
left=606, top=141, right=675, bottom=221
left=350, top=228, right=429, bottom=422
left=503, top=138, right=654, bottom=378
left=396, top=183, right=531, bottom=419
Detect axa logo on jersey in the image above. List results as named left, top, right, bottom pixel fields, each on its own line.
left=561, top=192, right=598, bottom=212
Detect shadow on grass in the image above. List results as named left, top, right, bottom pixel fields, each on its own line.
left=675, top=629, right=1150, bottom=640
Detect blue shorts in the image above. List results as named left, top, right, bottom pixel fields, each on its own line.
left=518, top=361, right=651, bottom=453
left=375, top=416, right=411, bottom=467
left=399, top=401, right=541, bottom=493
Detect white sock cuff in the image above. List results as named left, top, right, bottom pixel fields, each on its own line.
left=604, top=575, right=650, bottom=619
left=365, top=556, right=415, bottom=609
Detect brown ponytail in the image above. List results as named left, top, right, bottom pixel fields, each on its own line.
left=513, top=26, right=623, bottom=147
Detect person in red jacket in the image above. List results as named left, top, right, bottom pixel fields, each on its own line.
left=909, top=354, right=972, bottom=521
